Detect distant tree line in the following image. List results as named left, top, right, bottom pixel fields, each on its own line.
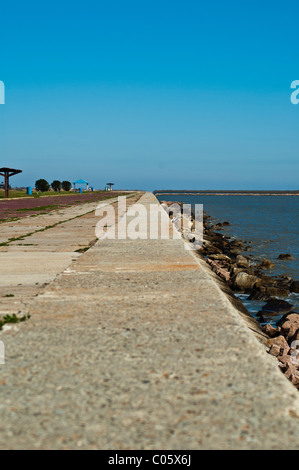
left=35, top=179, right=72, bottom=192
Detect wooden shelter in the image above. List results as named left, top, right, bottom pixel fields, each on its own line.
left=0, top=167, right=22, bottom=198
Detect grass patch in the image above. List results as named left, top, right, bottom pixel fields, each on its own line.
left=16, top=243, right=36, bottom=246
left=75, top=238, right=97, bottom=253
left=75, top=246, right=90, bottom=253
left=0, top=217, right=19, bottom=225
left=0, top=189, right=109, bottom=199
left=0, top=313, right=30, bottom=330
left=0, top=190, right=32, bottom=199
left=16, top=205, right=61, bottom=212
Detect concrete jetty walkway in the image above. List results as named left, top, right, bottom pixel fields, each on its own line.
left=1, top=192, right=299, bottom=449
left=0, top=193, right=138, bottom=318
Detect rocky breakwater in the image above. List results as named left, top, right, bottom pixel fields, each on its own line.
left=199, top=213, right=299, bottom=388
left=161, top=200, right=299, bottom=389
left=161, top=200, right=298, bottom=302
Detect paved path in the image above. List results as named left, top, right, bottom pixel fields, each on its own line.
left=0, top=193, right=138, bottom=317
left=1, top=192, right=299, bottom=449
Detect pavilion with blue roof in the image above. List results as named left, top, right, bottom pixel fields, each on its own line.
left=73, top=179, right=89, bottom=191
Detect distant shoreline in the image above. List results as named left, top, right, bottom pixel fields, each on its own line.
left=154, top=190, right=299, bottom=196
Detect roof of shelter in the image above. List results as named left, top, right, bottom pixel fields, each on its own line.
left=73, top=179, right=88, bottom=184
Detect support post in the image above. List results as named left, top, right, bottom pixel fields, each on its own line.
left=0, top=168, right=22, bottom=198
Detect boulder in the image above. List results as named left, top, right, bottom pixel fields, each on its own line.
left=257, top=259, right=276, bottom=270
left=276, top=313, right=299, bottom=343
left=247, top=291, right=272, bottom=301
left=208, top=254, right=232, bottom=263
left=255, top=285, right=290, bottom=297
left=233, top=272, right=261, bottom=292
left=266, top=335, right=290, bottom=357
left=277, top=354, right=293, bottom=367
left=201, top=240, right=222, bottom=255
left=290, top=281, right=299, bottom=294
left=230, top=266, right=246, bottom=277
left=236, top=254, right=249, bottom=268
left=263, top=323, right=280, bottom=338
left=288, top=346, right=299, bottom=367
left=226, top=241, right=244, bottom=255
left=206, top=258, right=230, bottom=282
left=278, top=253, right=295, bottom=261
left=255, top=274, right=291, bottom=290
left=279, top=361, right=299, bottom=388
left=258, top=312, right=280, bottom=322
left=262, top=299, right=294, bottom=315
left=280, top=275, right=294, bottom=283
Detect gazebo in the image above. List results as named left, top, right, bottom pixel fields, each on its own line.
left=0, top=167, right=22, bottom=198
left=106, top=183, right=114, bottom=191
left=73, top=179, right=89, bottom=192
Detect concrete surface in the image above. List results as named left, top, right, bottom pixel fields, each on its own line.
left=1, top=192, right=299, bottom=449
left=0, top=193, right=138, bottom=317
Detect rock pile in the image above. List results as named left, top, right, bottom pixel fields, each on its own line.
left=198, top=212, right=299, bottom=388
left=161, top=203, right=297, bottom=301
left=161, top=203, right=299, bottom=389
left=264, top=313, right=299, bottom=388
left=197, top=212, right=297, bottom=299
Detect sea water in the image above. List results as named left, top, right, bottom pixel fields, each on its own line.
left=156, top=193, right=299, bottom=325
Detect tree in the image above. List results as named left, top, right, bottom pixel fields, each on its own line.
left=61, top=180, right=72, bottom=191
left=51, top=180, right=61, bottom=192
left=35, top=179, right=50, bottom=192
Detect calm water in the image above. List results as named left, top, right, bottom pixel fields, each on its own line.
left=156, top=194, right=299, bottom=324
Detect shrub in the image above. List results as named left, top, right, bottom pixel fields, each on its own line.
left=35, top=179, right=50, bottom=192
left=51, top=180, right=61, bottom=192
left=61, top=180, right=72, bottom=191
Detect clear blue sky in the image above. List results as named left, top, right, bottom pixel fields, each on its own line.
left=0, top=0, right=299, bottom=190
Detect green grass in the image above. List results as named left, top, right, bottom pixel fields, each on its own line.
left=0, top=190, right=32, bottom=198
left=16, top=204, right=61, bottom=212
left=75, top=246, right=90, bottom=253
left=0, top=313, right=30, bottom=330
left=0, top=189, right=107, bottom=199
left=0, top=189, right=69, bottom=198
